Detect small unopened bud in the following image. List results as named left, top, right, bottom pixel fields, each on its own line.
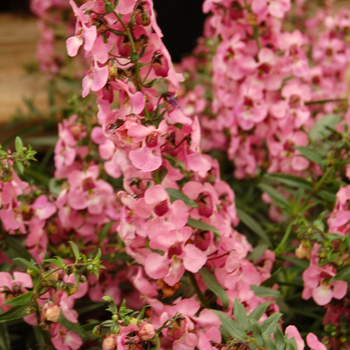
left=138, top=323, right=155, bottom=341
left=295, top=243, right=311, bottom=260
left=103, top=335, right=117, bottom=350
left=102, top=296, right=113, bottom=303
left=44, top=304, right=60, bottom=322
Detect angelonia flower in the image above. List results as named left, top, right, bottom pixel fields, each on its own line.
left=177, top=0, right=350, bottom=179
left=1, top=1, right=350, bottom=350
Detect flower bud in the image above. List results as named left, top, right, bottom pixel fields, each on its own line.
left=138, top=323, right=155, bottom=341
left=103, top=335, right=117, bottom=350
left=44, top=304, right=60, bottom=322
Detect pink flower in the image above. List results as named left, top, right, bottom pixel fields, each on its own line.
left=145, top=226, right=207, bottom=286
left=51, top=324, right=82, bottom=350
left=306, top=333, right=327, bottom=350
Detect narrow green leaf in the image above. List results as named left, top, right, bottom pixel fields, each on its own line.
left=15, top=161, right=24, bottom=174
left=293, top=146, right=325, bottom=166
left=13, top=258, right=41, bottom=274
left=261, top=313, right=282, bottom=336
left=250, top=319, right=264, bottom=347
left=274, top=327, right=285, bottom=350
left=264, top=173, right=313, bottom=191
left=49, top=178, right=62, bottom=196
left=98, top=222, right=114, bottom=244
left=4, top=292, right=33, bottom=306
left=199, top=268, right=229, bottom=309
left=250, top=285, right=281, bottom=299
left=237, top=208, right=272, bottom=246
left=330, top=266, right=350, bottom=282
left=211, top=310, right=248, bottom=341
left=57, top=312, right=95, bottom=341
left=279, top=255, right=309, bottom=269
left=0, top=305, right=33, bottom=323
left=73, top=271, right=80, bottom=288
left=264, top=335, right=277, bottom=350
left=68, top=241, right=80, bottom=263
left=233, top=299, right=249, bottom=332
left=43, top=257, right=65, bottom=268
left=248, top=243, right=269, bottom=263
left=258, top=184, right=290, bottom=210
left=187, top=218, right=220, bottom=236
left=15, top=136, right=23, bottom=152
left=166, top=188, right=198, bottom=208
left=0, top=324, right=11, bottom=350
left=309, top=114, right=341, bottom=142
left=248, top=302, right=272, bottom=321
left=286, top=338, right=298, bottom=350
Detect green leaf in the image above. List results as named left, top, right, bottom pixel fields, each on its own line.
left=166, top=188, right=198, bottom=208
left=15, top=161, right=24, bottom=174
left=187, top=218, right=220, bottom=236
left=98, top=222, right=114, bottom=244
left=43, top=257, right=65, bottom=268
left=279, top=255, right=309, bottom=269
left=0, top=324, right=11, bottom=350
left=0, top=305, right=33, bottom=323
left=4, top=292, right=33, bottom=306
left=274, top=327, right=285, bottom=350
left=264, top=173, right=313, bottom=191
left=248, top=243, right=269, bottom=263
left=13, top=258, right=41, bottom=274
left=330, top=266, right=350, bottom=282
left=211, top=310, right=248, bottom=341
left=250, top=285, right=281, bottom=299
left=258, top=183, right=290, bottom=210
left=57, top=312, right=95, bottom=341
left=309, top=114, right=341, bottom=142
left=293, top=146, right=325, bottom=166
left=286, top=338, right=298, bottom=350
left=49, top=178, right=62, bottom=196
left=250, top=319, right=264, bottom=347
left=237, top=209, right=272, bottom=246
left=233, top=299, right=249, bottom=332
left=15, top=136, right=23, bottom=152
left=199, top=268, right=229, bottom=309
left=248, top=302, right=272, bottom=321
left=261, top=313, right=282, bottom=336
left=264, top=335, right=277, bottom=350
left=68, top=241, right=80, bottom=263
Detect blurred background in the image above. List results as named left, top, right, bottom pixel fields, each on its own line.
left=0, top=0, right=206, bottom=124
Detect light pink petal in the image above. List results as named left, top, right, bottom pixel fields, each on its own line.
left=144, top=253, right=169, bottom=279
left=306, top=333, right=326, bottom=350
left=312, top=284, right=333, bottom=306
left=332, top=280, right=348, bottom=299
left=129, top=147, right=162, bottom=172
left=66, top=36, right=83, bottom=57
left=285, top=325, right=305, bottom=350
left=145, top=185, right=169, bottom=205
left=13, top=272, right=33, bottom=289
left=182, top=244, right=207, bottom=273
left=0, top=272, right=12, bottom=288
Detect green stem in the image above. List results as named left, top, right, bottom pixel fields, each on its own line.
left=187, top=272, right=209, bottom=308
left=112, top=10, right=150, bottom=120
left=155, top=334, right=161, bottom=350
left=274, top=222, right=293, bottom=256
left=305, top=98, right=347, bottom=106
left=301, top=167, right=332, bottom=211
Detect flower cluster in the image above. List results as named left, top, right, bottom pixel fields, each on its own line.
left=177, top=0, right=350, bottom=179
left=1, top=0, right=350, bottom=350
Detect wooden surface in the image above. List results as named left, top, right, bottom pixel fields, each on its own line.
left=0, top=14, right=47, bottom=123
